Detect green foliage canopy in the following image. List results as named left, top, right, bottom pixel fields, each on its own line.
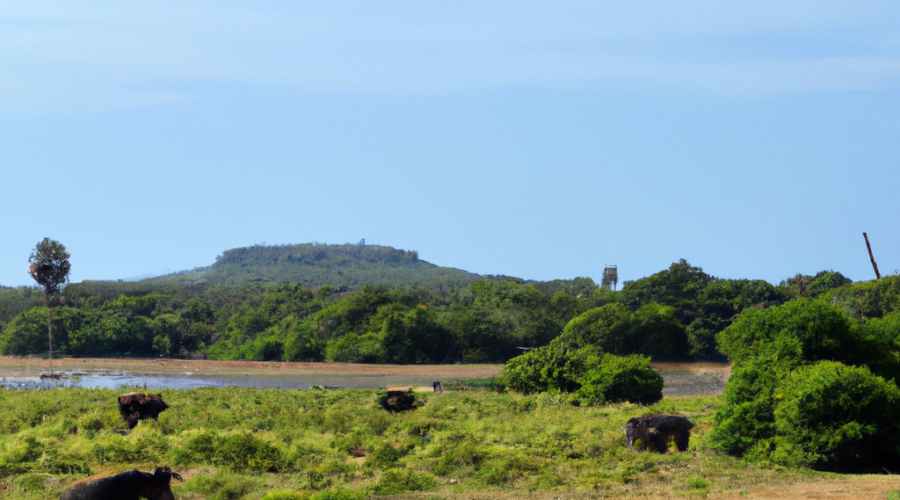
left=773, top=361, right=900, bottom=471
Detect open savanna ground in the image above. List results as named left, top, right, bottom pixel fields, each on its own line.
left=1, top=386, right=896, bottom=500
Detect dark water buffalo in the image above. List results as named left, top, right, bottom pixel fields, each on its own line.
left=59, top=467, right=182, bottom=500
left=117, top=393, right=169, bottom=430
left=625, top=414, right=694, bottom=453
left=379, top=390, right=422, bottom=412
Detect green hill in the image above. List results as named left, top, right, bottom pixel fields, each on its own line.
left=67, top=243, right=481, bottom=297
left=207, top=243, right=479, bottom=289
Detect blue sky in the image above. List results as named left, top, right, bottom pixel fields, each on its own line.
left=1, top=1, right=898, bottom=286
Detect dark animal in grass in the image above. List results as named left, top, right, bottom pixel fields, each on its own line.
left=625, top=414, right=693, bottom=453
left=433, top=381, right=443, bottom=393
left=379, top=390, right=423, bottom=412
left=117, top=393, right=168, bottom=430
left=59, top=467, right=183, bottom=500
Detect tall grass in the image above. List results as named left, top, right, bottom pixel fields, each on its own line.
left=0, top=388, right=827, bottom=499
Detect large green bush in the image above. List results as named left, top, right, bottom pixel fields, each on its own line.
left=502, top=347, right=661, bottom=406
left=709, top=357, right=780, bottom=455
left=716, top=299, right=855, bottom=366
left=850, top=312, right=900, bottom=384
left=500, top=345, right=598, bottom=394
left=773, top=361, right=900, bottom=471
left=575, top=354, right=663, bottom=405
left=712, top=299, right=900, bottom=470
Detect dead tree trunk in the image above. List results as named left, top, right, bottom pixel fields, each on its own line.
left=864, top=232, right=881, bottom=279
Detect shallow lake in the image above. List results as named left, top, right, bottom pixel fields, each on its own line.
left=0, top=371, right=457, bottom=391
left=0, top=365, right=729, bottom=396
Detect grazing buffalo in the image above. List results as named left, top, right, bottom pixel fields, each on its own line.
left=60, top=467, right=183, bottom=500
left=379, top=390, right=422, bottom=412
left=625, top=414, right=693, bottom=453
left=118, top=393, right=168, bottom=430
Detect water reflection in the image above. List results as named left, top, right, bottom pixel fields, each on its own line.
left=0, top=372, right=446, bottom=391
left=0, top=373, right=227, bottom=391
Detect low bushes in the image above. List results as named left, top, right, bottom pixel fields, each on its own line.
left=501, top=345, right=662, bottom=405
left=174, top=430, right=287, bottom=472
left=373, top=468, right=437, bottom=494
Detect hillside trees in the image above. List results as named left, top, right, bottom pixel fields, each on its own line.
left=6, top=256, right=893, bottom=365
left=551, top=303, right=691, bottom=359
left=619, top=259, right=789, bottom=359
left=825, top=274, right=900, bottom=320
left=0, top=286, right=43, bottom=332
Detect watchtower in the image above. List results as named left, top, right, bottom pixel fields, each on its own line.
left=601, top=265, right=618, bottom=291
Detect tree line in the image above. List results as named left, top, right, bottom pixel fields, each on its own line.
left=3, top=257, right=893, bottom=364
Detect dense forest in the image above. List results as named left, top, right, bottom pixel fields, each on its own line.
left=2, top=243, right=896, bottom=364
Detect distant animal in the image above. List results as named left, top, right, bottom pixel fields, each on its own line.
left=625, top=414, right=693, bottom=453
left=117, top=393, right=169, bottom=430
left=433, top=381, right=443, bottom=393
left=59, top=467, right=183, bottom=500
left=379, top=390, right=422, bottom=412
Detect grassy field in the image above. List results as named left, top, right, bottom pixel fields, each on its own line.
left=0, top=385, right=897, bottom=500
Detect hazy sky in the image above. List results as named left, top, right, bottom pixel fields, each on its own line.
left=2, top=1, right=898, bottom=286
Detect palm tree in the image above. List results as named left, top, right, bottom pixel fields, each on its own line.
left=28, top=238, right=71, bottom=377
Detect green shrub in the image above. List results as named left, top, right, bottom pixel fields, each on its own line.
left=174, top=430, right=286, bottom=472
left=716, top=299, right=854, bottom=367
left=261, top=491, right=311, bottom=500
left=217, top=433, right=286, bottom=472
left=501, top=346, right=574, bottom=394
left=710, top=357, right=780, bottom=455
left=476, top=465, right=509, bottom=485
left=711, top=299, right=900, bottom=459
left=370, top=443, right=401, bottom=469
left=685, top=475, right=710, bottom=490
left=575, top=354, right=663, bottom=405
left=183, top=469, right=265, bottom=500
left=501, top=345, right=601, bottom=394
left=310, top=488, right=366, bottom=500
left=850, top=313, right=900, bottom=384
left=373, top=467, right=437, bottom=494
left=773, top=361, right=900, bottom=471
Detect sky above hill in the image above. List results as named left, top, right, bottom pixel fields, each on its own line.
left=1, top=1, right=898, bottom=286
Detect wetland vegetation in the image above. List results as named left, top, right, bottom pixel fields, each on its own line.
left=2, top=386, right=894, bottom=500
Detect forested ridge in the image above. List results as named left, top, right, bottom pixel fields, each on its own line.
left=68, top=243, right=480, bottom=295
left=3, top=242, right=895, bottom=363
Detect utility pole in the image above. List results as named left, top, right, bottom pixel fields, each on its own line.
left=863, top=232, right=881, bottom=279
